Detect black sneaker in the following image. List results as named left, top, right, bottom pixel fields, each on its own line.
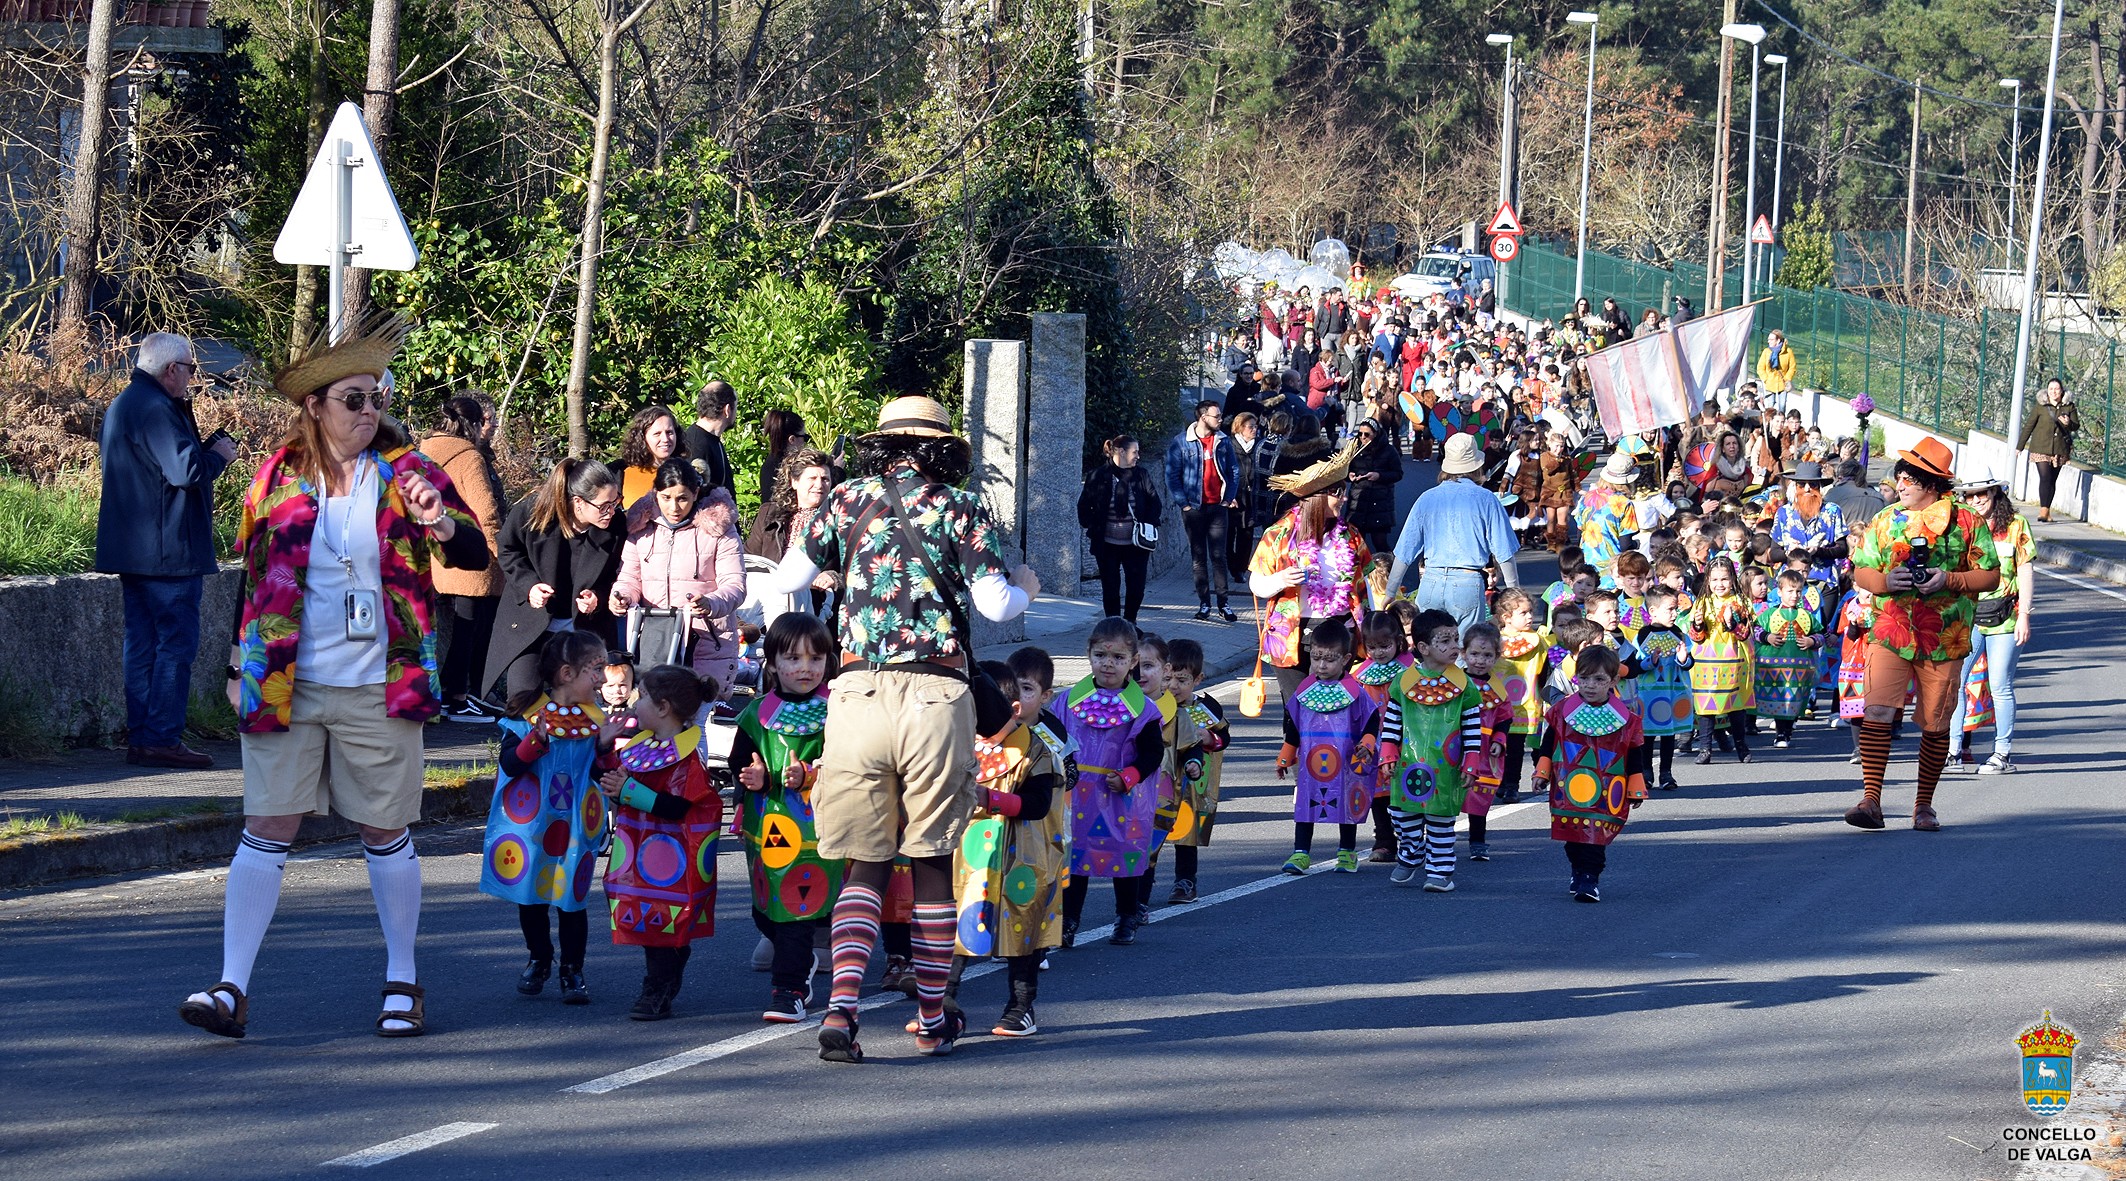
left=993, top=1004, right=1038, bottom=1037
left=1193, top=607, right=1212, bottom=622
left=1166, top=879, right=1198, bottom=904
left=1659, top=777, right=1681, bottom=792
left=1109, top=914, right=1142, bottom=945
left=1218, top=606, right=1239, bottom=623
left=629, top=978, right=674, bottom=1021
left=1060, top=919, right=1079, bottom=949
left=558, top=965, right=590, bottom=1005
left=1573, top=883, right=1602, bottom=904
left=1736, top=748, right=1753, bottom=764
left=517, top=958, right=551, bottom=996
left=762, top=988, right=806, bottom=1024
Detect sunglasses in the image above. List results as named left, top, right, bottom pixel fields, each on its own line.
left=328, top=390, right=389, bottom=412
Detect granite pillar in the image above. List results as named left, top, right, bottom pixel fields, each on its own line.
left=1027, top=312, right=1087, bottom=595
left=964, top=338, right=1028, bottom=648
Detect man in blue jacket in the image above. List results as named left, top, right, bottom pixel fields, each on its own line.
left=96, top=333, right=237, bottom=768
left=1164, top=399, right=1239, bottom=622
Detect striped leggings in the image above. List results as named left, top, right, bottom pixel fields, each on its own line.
left=1389, top=810, right=1459, bottom=877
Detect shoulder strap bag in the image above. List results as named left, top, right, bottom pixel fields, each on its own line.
left=880, top=471, right=1016, bottom=735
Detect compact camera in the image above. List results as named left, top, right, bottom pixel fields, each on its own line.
left=346, top=589, right=380, bottom=642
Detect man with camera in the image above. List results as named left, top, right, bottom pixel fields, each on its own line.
left=1842, top=438, right=2000, bottom=833
left=96, top=333, right=238, bottom=769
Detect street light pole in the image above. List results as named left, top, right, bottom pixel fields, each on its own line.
left=2000, top=77, right=2023, bottom=271
left=1721, top=23, right=1767, bottom=304
left=1487, top=32, right=1516, bottom=306
left=2008, top=0, right=2065, bottom=472
left=1765, top=53, right=1789, bottom=289
left=1569, top=11, right=1599, bottom=304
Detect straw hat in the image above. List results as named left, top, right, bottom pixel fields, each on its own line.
left=1895, top=436, right=1957, bottom=481
left=863, top=395, right=957, bottom=440
left=273, top=310, right=411, bottom=403
left=1439, top=433, right=1483, bottom=476
left=1598, top=452, right=1637, bottom=486
left=1269, top=439, right=1360, bottom=500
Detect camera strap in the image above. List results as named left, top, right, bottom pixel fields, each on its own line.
left=314, top=453, right=375, bottom=587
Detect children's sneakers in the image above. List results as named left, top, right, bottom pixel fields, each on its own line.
left=1333, top=849, right=1360, bottom=873
left=1281, top=851, right=1312, bottom=876
left=629, top=978, right=675, bottom=1021
left=879, top=954, right=915, bottom=997
left=1423, top=875, right=1455, bottom=893
left=1658, top=777, right=1681, bottom=792
left=1167, top=879, right=1198, bottom=904
left=1573, top=882, right=1602, bottom=903
left=1468, top=842, right=1490, bottom=862
left=557, top=965, right=589, bottom=1005
left=762, top=988, right=807, bottom=1024
left=1389, top=862, right=1419, bottom=886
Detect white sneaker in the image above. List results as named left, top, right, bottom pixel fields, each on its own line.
left=1977, top=754, right=2015, bottom=775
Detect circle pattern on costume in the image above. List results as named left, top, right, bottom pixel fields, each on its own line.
left=1399, top=764, right=1436, bottom=805
left=609, top=830, right=635, bottom=876
left=694, top=832, right=719, bottom=883
left=1604, top=774, right=1627, bottom=811
left=489, top=835, right=528, bottom=884
left=957, top=900, right=996, bottom=956
left=1502, top=674, right=1529, bottom=706
left=1343, top=781, right=1370, bottom=818
left=1645, top=697, right=1673, bottom=726
left=778, top=862, right=828, bottom=917
left=759, top=812, right=803, bottom=871
left=580, top=789, right=605, bottom=841
left=535, top=863, right=567, bottom=901
left=1307, top=744, right=1342, bottom=780
left=962, top=820, right=999, bottom=865
left=501, top=775, right=540, bottom=823
left=1170, top=800, right=1197, bottom=842
left=547, top=773, right=575, bottom=813
left=571, top=848, right=597, bottom=901
left=1002, top=865, right=1039, bottom=906
left=637, top=833, right=686, bottom=887
left=540, top=818, right=571, bottom=857
left=1565, top=768, right=1602, bottom=807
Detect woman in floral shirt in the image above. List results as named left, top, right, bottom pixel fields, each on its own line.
left=1841, top=438, right=1999, bottom=834
left=1247, top=444, right=1373, bottom=701
left=1944, top=468, right=2036, bottom=774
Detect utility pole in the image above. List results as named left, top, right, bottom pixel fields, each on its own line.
left=1904, top=76, right=1923, bottom=299
left=1706, top=0, right=1738, bottom=311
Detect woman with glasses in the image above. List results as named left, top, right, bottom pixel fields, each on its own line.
left=486, top=456, right=625, bottom=702
left=1945, top=468, right=2036, bottom=774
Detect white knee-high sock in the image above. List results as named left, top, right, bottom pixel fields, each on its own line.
left=221, top=831, right=290, bottom=992
left=363, top=832, right=422, bottom=985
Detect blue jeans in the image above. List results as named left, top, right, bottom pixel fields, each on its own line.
left=1947, top=628, right=2019, bottom=755
left=1415, top=567, right=1489, bottom=637
left=120, top=573, right=203, bottom=748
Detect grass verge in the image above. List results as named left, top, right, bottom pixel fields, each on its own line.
left=0, top=811, right=88, bottom=839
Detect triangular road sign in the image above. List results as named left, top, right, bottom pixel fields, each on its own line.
left=1488, top=199, right=1524, bottom=237
left=273, top=102, right=419, bottom=272
left=1750, top=214, right=1775, bottom=245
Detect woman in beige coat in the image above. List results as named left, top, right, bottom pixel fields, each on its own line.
left=419, top=396, right=509, bottom=718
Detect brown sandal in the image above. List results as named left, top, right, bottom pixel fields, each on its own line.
left=377, top=981, right=426, bottom=1038
left=178, top=981, right=248, bottom=1039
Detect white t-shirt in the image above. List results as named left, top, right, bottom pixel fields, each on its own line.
left=297, top=469, right=389, bottom=687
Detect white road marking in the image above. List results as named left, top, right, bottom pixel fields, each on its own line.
left=323, top=1122, right=497, bottom=1167
left=2036, top=563, right=2126, bottom=604
left=563, top=797, right=1548, bottom=1095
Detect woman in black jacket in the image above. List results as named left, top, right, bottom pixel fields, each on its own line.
left=1076, top=435, right=1163, bottom=623
left=484, top=458, right=625, bottom=702
left=1344, top=419, right=1405, bottom=555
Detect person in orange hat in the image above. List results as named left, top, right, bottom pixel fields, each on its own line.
left=1840, top=437, right=2001, bottom=833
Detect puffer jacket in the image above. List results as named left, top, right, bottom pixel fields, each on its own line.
left=613, top=487, right=748, bottom=679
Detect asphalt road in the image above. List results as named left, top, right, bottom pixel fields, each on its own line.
left=4, top=569, right=2124, bottom=1181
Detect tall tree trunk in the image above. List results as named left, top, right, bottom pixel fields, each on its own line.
left=1705, top=0, right=1737, bottom=311
left=55, top=0, right=120, bottom=332
left=345, top=0, right=403, bottom=325
left=563, top=0, right=657, bottom=456
left=288, top=3, right=336, bottom=361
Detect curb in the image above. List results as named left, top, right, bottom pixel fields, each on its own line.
left=2036, top=539, right=2126, bottom=588
left=0, top=775, right=496, bottom=893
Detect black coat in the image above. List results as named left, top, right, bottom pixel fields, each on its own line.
left=94, top=371, right=230, bottom=577
left=1077, top=463, right=1162, bottom=544
left=1345, top=439, right=1405, bottom=531
left=485, top=497, right=623, bottom=679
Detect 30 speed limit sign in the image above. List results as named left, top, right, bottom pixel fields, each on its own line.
left=1489, top=235, right=1519, bottom=263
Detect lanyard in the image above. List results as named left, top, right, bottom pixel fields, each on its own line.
left=315, top=454, right=374, bottom=585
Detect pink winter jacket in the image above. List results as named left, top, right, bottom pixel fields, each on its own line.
left=613, top=487, right=747, bottom=678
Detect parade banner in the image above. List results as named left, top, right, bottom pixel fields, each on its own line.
left=1585, top=302, right=1760, bottom=437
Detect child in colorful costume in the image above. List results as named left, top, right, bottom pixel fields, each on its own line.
left=1687, top=557, right=1756, bottom=763
left=1354, top=611, right=1414, bottom=861
left=1532, top=644, right=1649, bottom=904
left=483, top=630, right=620, bottom=1006
left=731, top=613, right=841, bottom=1023
left=1061, top=618, right=1168, bottom=948
left=1489, top=588, right=1550, bottom=804
left=1753, top=569, right=1822, bottom=748
left=1379, top=610, right=1485, bottom=892
left=1163, top=639, right=1228, bottom=903
left=1275, top=619, right=1380, bottom=876
left=1457, top=621, right=1512, bottom=864
left=1631, top=585, right=1695, bottom=790
left=600, top=664, right=722, bottom=1021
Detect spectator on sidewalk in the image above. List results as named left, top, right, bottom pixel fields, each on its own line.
left=1385, top=434, right=1520, bottom=635
left=1164, top=399, right=1240, bottom=623
left=486, top=458, right=625, bottom=702
left=681, top=379, right=736, bottom=500
left=95, top=331, right=236, bottom=769
left=181, top=314, right=489, bottom=1041
left=1826, top=459, right=1886, bottom=525
left=746, top=446, right=841, bottom=625
left=1344, top=419, right=1404, bottom=556
left=1078, top=434, right=1162, bottom=624
left=1756, top=331, right=1797, bottom=410
left=418, top=395, right=509, bottom=721
left=1227, top=412, right=1266, bottom=584
left=754, top=408, right=810, bottom=512
left=2017, top=378, right=2079, bottom=522
left=610, top=459, right=748, bottom=692
left=615, top=404, right=687, bottom=510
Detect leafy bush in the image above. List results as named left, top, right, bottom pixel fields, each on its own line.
left=0, top=471, right=98, bottom=576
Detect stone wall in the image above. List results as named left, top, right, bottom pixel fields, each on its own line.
left=0, top=565, right=244, bottom=741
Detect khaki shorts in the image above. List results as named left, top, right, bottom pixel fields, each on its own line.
left=1862, top=643, right=1960, bottom=733
left=812, top=668, right=976, bottom=862
left=240, top=681, right=425, bottom=829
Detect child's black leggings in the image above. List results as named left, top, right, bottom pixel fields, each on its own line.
left=1500, top=731, right=1528, bottom=796
left=643, top=944, right=692, bottom=989
left=519, top=903, right=587, bottom=966
left=1657, top=736, right=1676, bottom=781
left=1696, top=712, right=1750, bottom=752
left=1063, top=874, right=1142, bottom=925
left=1294, top=822, right=1358, bottom=853
left=1173, top=845, right=1199, bottom=880
left=1564, top=841, right=1607, bottom=879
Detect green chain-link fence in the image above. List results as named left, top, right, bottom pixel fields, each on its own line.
left=1501, top=238, right=2122, bottom=477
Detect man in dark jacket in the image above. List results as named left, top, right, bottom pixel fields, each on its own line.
left=1165, top=400, right=1240, bottom=622
left=96, top=333, right=236, bottom=768
left=681, top=378, right=736, bottom=499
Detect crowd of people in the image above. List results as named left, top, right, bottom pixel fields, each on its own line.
left=102, top=275, right=2044, bottom=1061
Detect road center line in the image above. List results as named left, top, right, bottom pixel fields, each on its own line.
left=563, top=799, right=1544, bottom=1096
left=322, top=1122, right=497, bottom=1167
